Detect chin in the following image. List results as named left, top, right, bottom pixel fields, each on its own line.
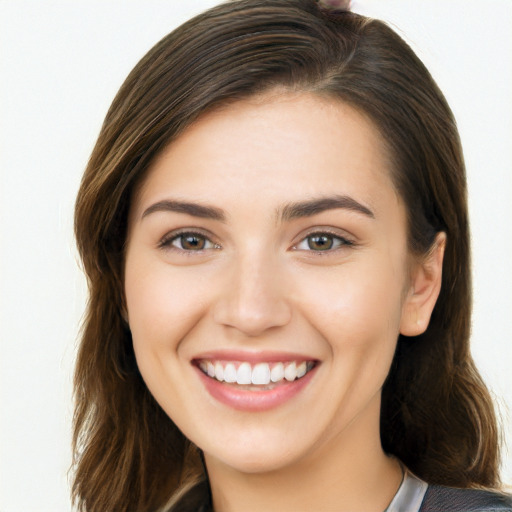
left=207, top=447, right=300, bottom=475
left=196, top=423, right=304, bottom=474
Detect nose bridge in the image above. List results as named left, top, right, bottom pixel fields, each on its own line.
left=213, top=245, right=292, bottom=336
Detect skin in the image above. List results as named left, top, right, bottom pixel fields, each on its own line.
left=124, top=92, right=445, bottom=512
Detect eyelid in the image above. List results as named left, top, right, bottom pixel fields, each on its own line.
left=158, top=228, right=221, bottom=251
left=292, top=227, right=356, bottom=252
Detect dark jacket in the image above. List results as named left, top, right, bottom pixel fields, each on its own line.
left=419, top=485, right=512, bottom=512
left=171, top=479, right=512, bottom=512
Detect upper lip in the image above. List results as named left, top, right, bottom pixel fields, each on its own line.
left=191, top=349, right=318, bottom=364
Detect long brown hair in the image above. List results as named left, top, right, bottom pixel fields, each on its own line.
left=73, top=1, right=501, bottom=510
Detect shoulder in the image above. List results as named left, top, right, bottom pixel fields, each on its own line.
left=420, top=485, right=512, bottom=512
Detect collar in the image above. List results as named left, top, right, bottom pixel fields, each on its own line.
left=384, top=466, right=428, bottom=512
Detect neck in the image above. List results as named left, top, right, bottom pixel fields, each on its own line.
left=204, top=400, right=402, bottom=512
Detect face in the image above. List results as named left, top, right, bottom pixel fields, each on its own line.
left=124, top=92, right=418, bottom=475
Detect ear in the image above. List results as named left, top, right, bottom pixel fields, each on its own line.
left=400, top=232, right=446, bottom=337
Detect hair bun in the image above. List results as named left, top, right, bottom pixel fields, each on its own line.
left=319, top=0, right=351, bottom=10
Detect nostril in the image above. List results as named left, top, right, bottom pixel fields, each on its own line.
left=213, top=301, right=292, bottom=336
left=212, top=282, right=292, bottom=336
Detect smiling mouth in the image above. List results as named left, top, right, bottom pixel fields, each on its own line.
left=196, top=360, right=316, bottom=389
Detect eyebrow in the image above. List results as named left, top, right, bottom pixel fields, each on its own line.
left=279, top=195, right=375, bottom=221
left=140, top=194, right=374, bottom=223
left=141, top=200, right=226, bottom=222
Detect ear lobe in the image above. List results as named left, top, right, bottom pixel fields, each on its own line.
left=400, top=232, right=446, bottom=337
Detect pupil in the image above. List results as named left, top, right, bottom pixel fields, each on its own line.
left=308, top=235, right=332, bottom=250
left=182, top=235, right=204, bottom=250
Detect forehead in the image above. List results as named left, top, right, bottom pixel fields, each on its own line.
left=132, top=92, right=399, bottom=219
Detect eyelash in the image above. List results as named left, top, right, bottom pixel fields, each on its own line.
left=293, top=231, right=354, bottom=253
left=158, top=230, right=220, bottom=252
left=158, top=229, right=354, bottom=254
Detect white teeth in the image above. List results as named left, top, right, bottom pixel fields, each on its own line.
left=199, top=360, right=314, bottom=385
left=236, top=362, right=252, bottom=385
left=270, top=362, right=284, bottom=383
left=296, top=361, right=307, bottom=378
left=214, top=362, right=224, bottom=382
left=252, top=363, right=271, bottom=385
left=224, top=363, right=237, bottom=383
left=284, top=362, right=297, bottom=381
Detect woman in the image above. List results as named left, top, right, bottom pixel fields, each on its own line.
left=72, top=0, right=512, bottom=510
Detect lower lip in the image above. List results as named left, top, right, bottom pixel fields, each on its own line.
left=195, top=365, right=317, bottom=412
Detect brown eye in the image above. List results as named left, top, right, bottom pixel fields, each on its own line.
left=164, top=232, right=218, bottom=251
left=174, top=233, right=206, bottom=250
left=180, top=235, right=206, bottom=251
left=294, top=232, right=353, bottom=252
left=307, top=234, right=333, bottom=251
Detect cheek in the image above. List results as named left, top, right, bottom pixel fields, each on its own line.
left=298, top=259, right=406, bottom=345
left=283, top=260, right=406, bottom=434
left=124, top=254, right=208, bottom=353
left=294, top=257, right=406, bottom=398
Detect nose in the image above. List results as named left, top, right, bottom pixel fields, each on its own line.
left=212, top=252, right=292, bottom=337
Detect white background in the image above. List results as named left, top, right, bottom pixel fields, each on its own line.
left=1, top=1, right=510, bottom=510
